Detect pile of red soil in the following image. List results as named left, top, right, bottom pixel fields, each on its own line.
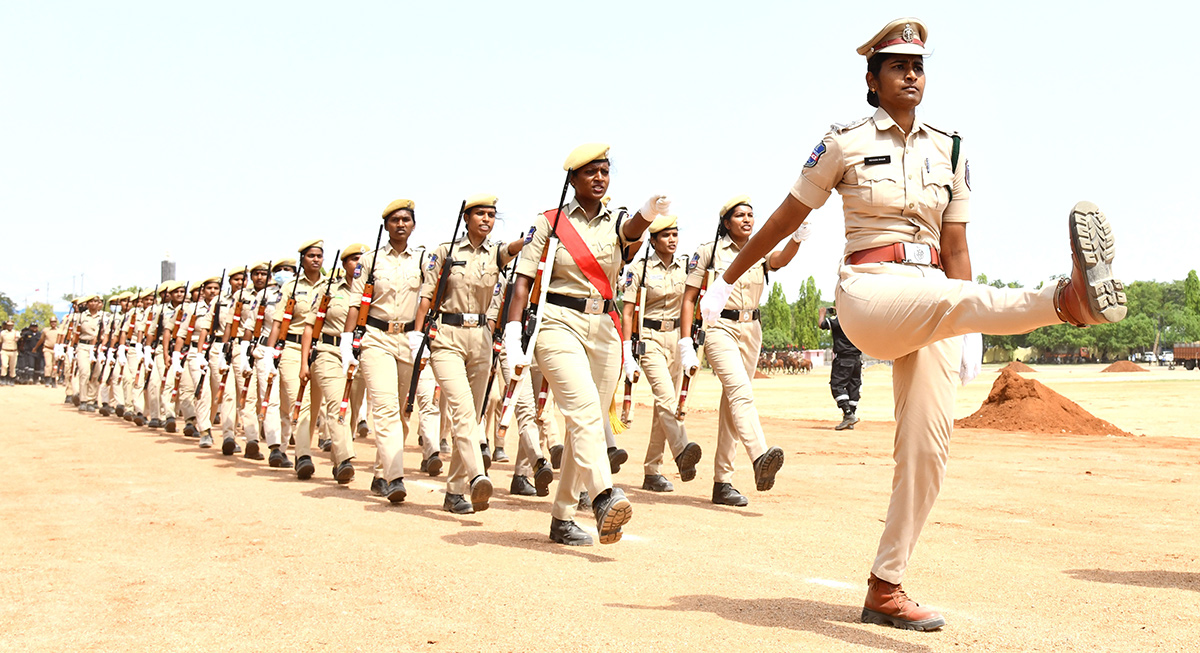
left=753, top=371, right=770, bottom=379
left=1002, top=361, right=1037, bottom=373
left=956, top=369, right=1131, bottom=436
left=1101, top=360, right=1149, bottom=373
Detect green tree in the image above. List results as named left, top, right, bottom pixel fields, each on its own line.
left=791, top=276, right=822, bottom=349
left=760, top=282, right=793, bottom=344
left=761, top=327, right=791, bottom=350
left=0, top=292, right=15, bottom=323
left=1090, top=314, right=1155, bottom=360
left=1185, top=270, right=1200, bottom=316
left=17, top=302, right=57, bottom=330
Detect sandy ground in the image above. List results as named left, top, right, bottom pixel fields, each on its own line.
left=2, top=363, right=1198, bottom=652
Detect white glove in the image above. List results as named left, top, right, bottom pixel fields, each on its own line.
left=960, top=333, right=983, bottom=385
left=218, top=358, right=230, bottom=373
left=197, top=356, right=209, bottom=374
left=143, top=345, right=154, bottom=363
left=678, top=337, right=700, bottom=375
left=640, top=194, right=671, bottom=220
left=54, top=343, right=64, bottom=359
left=339, top=332, right=356, bottom=375
left=169, top=351, right=184, bottom=377
left=622, top=340, right=640, bottom=384
left=407, top=330, right=427, bottom=363
left=106, top=350, right=115, bottom=365
left=791, top=221, right=813, bottom=243
left=503, top=321, right=528, bottom=379
left=67, top=347, right=75, bottom=364
left=117, top=345, right=127, bottom=366
left=239, top=341, right=251, bottom=365
left=699, top=277, right=734, bottom=324
left=252, top=343, right=268, bottom=361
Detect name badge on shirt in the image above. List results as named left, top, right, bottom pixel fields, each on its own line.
left=864, top=155, right=891, bottom=166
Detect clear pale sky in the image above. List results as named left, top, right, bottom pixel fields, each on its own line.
left=2, top=1, right=1195, bottom=310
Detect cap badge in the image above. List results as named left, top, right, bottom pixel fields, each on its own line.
left=902, top=24, right=915, bottom=43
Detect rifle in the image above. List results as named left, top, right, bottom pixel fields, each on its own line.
left=144, top=291, right=166, bottom=388
left=192, top=270, right=225, bottom=400
left=676, top=221, right=723, bottom=420
left=481, top=236, right=525, bottom=436
left=621, top=255, right=650, bottom=426
left=160, top=282, right=190, bottom=398
left=238, top=263, right=272, bottom=410
left=497, top=169, right=572, bottom=434
left=405, top=200, right=466, bottom=414
left=260, top=272, right=300, bottom=421
left=293, top=250, right=339, bottom=422
left=91, top=302, right=115, bottom=382
left=55, top=303, right=76, bottom=380
left=215, top=265, right=250, bottom=406
left=339, top=226, right=384, bottom=424
left=114, top=290, right=140, bottom=385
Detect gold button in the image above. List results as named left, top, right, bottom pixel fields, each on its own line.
left=908, top=174, right=913, bottom=180
left=909, top=203, right=915, bottom=208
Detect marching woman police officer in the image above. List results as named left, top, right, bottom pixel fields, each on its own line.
left=620, top=215, right=702, bottom=492
left=503, top=143, right=670, bottom=546
left=300, top=244, right=367, bottom=484
left=678, top=196, right=805, bottom=508
left=342, top=199, right=430, bottom=504
left=708, top=17, right=1127, bottom=631
left=415, top=194, right=530, bottom=514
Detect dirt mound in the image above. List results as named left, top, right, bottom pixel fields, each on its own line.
left=1002, top=361, right=1037, bottom=373
left=753, top=370, right=770, bottom=379
left=956, top=369, right=1131, bottom=436
left=1101, top=360, right=1149, bottom=373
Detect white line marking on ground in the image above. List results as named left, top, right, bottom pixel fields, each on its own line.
left=803, top=577, right=857, bottom=591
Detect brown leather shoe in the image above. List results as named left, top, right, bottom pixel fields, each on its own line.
left=861, top=574, right=945, bottom=631
left=1055, top=201, right=1127, bottom=326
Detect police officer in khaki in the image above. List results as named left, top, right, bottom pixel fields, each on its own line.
left=173, top=275, right=223, bottom=447
left=154, top=281, right=188, bottom=432
left=342, top=199, right=429, bottom=503
left=679, top=196, right=805, bottom=507
left=73, top=294, right=104, bottom=411
left=710, top=17, right=1127, bottom=631
left=415, top=193, right=530, bottom=513
left=0, top=320, right=18, bottom=385
left=235, top=261, right=273, bottom=460
left=620, top=215, right=702, bottom=492
left=268, top=241, right=325, bottom=479
left=206, top=266, right=247, bottom=455
left=249, top=260, right=294, bottom=467
left=142, top=283, right=171, bottom=428
left=503, top=143, right=670, bottom=545
left=300, top=244, right=366, bottom=483
left=37, top=316, right=60, bottom=386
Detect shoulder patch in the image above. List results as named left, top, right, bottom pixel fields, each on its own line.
left=830, top=116, right=870, bottom=135
left=427, top=253, right=438, bottom=271
left=688, top=253, right=700, bottom=272
left=804, top=142, right=826, bottom=168
left=965, top=160, right=971, bottom=191
left=624, top=270, right=634, bottom=287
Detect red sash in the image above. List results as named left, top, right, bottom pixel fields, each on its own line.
left=544, top=209, right=623, bottom=342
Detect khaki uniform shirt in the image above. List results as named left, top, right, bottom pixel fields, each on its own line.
left=686, top=237, right=772, bottom=311
left=276, top=273, right=322, bottom=336
left=791, top=108, right=970, bottom=258
left=41, top=326, right=61, bottom=351
left=0, top=329, right=17, bottom=351
left=622, top=253, right=690, bottom=323
left=422, top=236, right=513, bottom=315
left=306, top=276, right=353, bottom=354
left=515, top=198, right=635, bottom=299
left=246, top=285, right=281, bottom=344
left=349, top=243, right=426, bottom=324
left=78, top=311, right=102, bottom=344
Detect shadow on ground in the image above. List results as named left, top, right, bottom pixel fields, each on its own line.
left=1065, top=569, right=1200, bottom=592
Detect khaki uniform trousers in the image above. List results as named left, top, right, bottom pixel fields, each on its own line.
left=278, top=343, right=314, bottom=457
left=639, top=328, right=689, bottom=475
left=250, top=349, right=284, bottom=448
left=43, top=349, right=56, bottom=380
left=176, top=347, right=199, bottom=423
left=184, top=351, right=213, bottom=432
left=209, top=346, right=238, bottom=438
left=533, top=305, right=619, bottom=522
left=75, top=345, right=100, bottom=404
left=1, top=349, right=17, bottom=377
left=154, top=350, right=176, bottom=421
left=122, top=348, right=144, bottom=415
left=310, top=347, right=354, bottom=465
left=834, top=261, right=1059, bottom=584
left=349, top=372, right=367, bottom=437
left=499, top=349, right=557, bottom=477
left=143, top=348, right=162, bottom=421
left=703, top=320, right=767, bottom=484
left=429, top=325, right=490, bottom=495
left=358, top=327, right=424, bottom=481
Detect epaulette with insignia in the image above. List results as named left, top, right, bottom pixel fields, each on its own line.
left=923, top=123, right=959, bottom=139
left=830, top=116, right=870, bottom=135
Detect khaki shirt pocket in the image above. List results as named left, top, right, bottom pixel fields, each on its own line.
left=856, top=162, right=903, bottom=207
left=922, top=163, right=953, bottom=214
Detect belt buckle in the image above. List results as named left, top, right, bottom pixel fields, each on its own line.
left=584, top=298, right=604, bottom=315
left=660, top=319, right=675, bottom=331
left=739, top=310, right=754, bottom=323
left=462, top=314, right=480, bottom=327
left=386, top=320, right=403, bottom=335
left=900, top=243, right=932, bottom=266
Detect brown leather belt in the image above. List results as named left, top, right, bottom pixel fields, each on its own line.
left=847, top=242, right=941, bottom=268
left=366, top=316, right=416, bottom=334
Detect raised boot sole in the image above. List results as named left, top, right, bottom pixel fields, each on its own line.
left=1069, top=201, right=1127, bottom=323
left=861, top=607, right=945, bottom=631
left=596, top=495, right=632, bottom=545
left=754, top=447, right=785, bottom=492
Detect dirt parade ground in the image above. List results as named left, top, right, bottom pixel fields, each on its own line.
left=2, top=363, right=1198, bottom=652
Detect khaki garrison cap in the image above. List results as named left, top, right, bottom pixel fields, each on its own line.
left=720, top=195, right=752, bottom=218
left=563, top=143, right=609, bottom=171
left=298, top=238, right=324, bottom=254
left=201, top=274, right=222, bottom=286
left=382, top=199, right=415, bottom=218
left=140, top=288, right=156, bottom=299
left=272, top=259, right=297, bottom=271
left=857, top=18, right=930, bottom=59
left=227, top=265, right=247, bottom=278
left=464, top=194, right=497, bottom=212
left=340, top=243, right=368, bottom=260
left=166, top=281, right=186, bottom=292
left=249, top=261, right=271, bottom=272
left=648, top=215, right=678, bottom=235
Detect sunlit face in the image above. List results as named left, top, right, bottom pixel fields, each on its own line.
left=228, top=273, right=245, bottom=292
left=652, top=228, right=678, bottom=256
left=570, top=160, right=610, bottom=203
left=251, top=269, right=268, bottom=290
left=202, top=282, right=220, bottom=301
left=170, top=288, right=186, bottom=305
left=301, top=247, right=323, bottom=274
left=385, top=210, right=415, bottom=243
left=465, top=206, right=496, bottom=240
left=868, top=54, right=925, bottom=112
left=723, top=205, right=754, bottom=239
left=343, top=253, right=362, bottom=279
